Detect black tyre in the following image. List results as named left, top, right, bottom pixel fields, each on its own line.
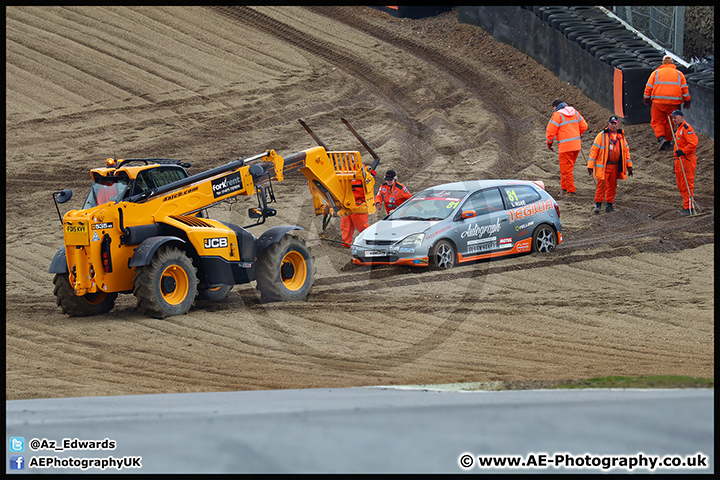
left=532, top=224, right=558, bottom=254
left=255, top=234, right=315, bottom=302
left=639, top=53, right=665, bottom=64
left=560, top=23, right=591, bottom=37
left=548, top=14, right=578, bottom=29
left=616, top=61, right=649, bottom=69
left=540, top=6, right=568, bottom=22
left=587, top=41, right=618, bottom=56
left=133, top=245, right=198, bottom=318
left=197, top=284, right=233, bottom=301
left=567, top=28, right=600, bottom=42
left=594, top=47, right=623, bottom=59
left=569, top=6, right=602, bottom=16
left=577, top=35, right=606, bottom=49
left=53, top=273, right=117, bottom=316
left=600, top=53, right=638, bottom=64
left=430, top=239, right=456, bottom=270
left=618, top=40, right=649, bottom=50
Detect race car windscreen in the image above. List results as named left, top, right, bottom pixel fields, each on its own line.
left=387, top=189, right=467, bottom=221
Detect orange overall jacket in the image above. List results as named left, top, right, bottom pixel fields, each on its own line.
left=674, top=120, right=698, bottom=158
left=375, top=181, right=412, bottom=215
left=546, top=105, right=588, bottom=152
left=643, top=64, right=691, bottom=105
left=587, top=129, right=632, bottom=180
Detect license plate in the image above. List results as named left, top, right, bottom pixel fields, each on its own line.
left=364, top=250, right=386, bottom=257
left=64, top=223, right=89, bottom=245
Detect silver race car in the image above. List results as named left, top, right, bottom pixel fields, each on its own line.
left=352, top=179, right=562, bottom=269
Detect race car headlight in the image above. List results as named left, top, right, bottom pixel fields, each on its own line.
left=392, top=233, right=425, bottom=252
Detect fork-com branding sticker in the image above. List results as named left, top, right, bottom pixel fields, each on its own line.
left=203, top=237, right=228, bottom=249
left=211, top=172, right=244, bottom=198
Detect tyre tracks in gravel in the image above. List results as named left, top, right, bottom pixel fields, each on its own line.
left=209, top=6, right=497, bottom=171
left=305, top=6, right=535, bottom=172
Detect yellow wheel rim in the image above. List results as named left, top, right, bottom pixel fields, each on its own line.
left=160, top=264, right=189, bottom=305
left=281, top=251, right=307, bottom=291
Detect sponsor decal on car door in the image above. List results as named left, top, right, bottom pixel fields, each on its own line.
left=459, top=212, right=507, bottom=256
left=457, top=187, right=508, bottom=257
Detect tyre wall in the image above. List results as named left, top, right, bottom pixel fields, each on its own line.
left=457, top=6, right=714, bottom=139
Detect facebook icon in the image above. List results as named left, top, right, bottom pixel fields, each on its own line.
left=10, top=455, right=25, bottom=470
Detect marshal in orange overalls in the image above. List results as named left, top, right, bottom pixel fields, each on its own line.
left=587, top=124, right=632, bottom=207
left=643, top=59, right=691, bottom=147
left=546, top=101, right=588, bottom=194
left=671, top=116, right=699, bottom=211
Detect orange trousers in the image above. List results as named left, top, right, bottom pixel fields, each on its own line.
left=674, top=154, right=697, bottom=209
left=559, top=150, right=580, bottom=193
left=650, top=102, right=680, bottom=141
left=594, top=164, right=619, bottom=204
left=341, top=213, right=368, bottom=247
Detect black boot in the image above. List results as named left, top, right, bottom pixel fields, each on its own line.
left=605, top=203, right=615, bottom=213
left=592, top=202, right=601, bottom=214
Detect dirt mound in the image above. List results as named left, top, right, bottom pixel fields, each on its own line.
left=5, top=6, right=713, bottom=400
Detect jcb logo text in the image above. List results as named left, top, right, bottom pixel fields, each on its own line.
left=204, top=237, right=228, bottom=249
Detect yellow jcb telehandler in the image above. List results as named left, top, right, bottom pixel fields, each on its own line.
left=49, top=119, right=380, bottom=318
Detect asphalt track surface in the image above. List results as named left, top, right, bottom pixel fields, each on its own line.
left=6, top=387, right=713, bottom=474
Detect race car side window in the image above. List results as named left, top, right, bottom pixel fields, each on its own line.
left=501, top=185, right=541, bottom=209
left=462, top=187, right=504, bottom=216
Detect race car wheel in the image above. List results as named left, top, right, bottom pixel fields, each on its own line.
left=532, top=224, right=557, bottom=254
left=430, top=239, right=456, bottom=269
left=53, top=273, right=117, bottom=316
left=133, top=245, right=198, bottom=318
left=255, top=234, right=315, bottom=302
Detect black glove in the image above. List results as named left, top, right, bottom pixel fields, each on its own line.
left=643, top=98, right=651, bottom=106
left=627, top=167, right=633, bottom=176
left=675, top=150, right=685, bottom=157
left=587, top=167, right=593, bottom=176
left=684, top=100, right=691, bottom=109
left=547, top=142, right=553, bottom=151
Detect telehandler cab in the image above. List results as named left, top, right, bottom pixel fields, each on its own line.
left=50, top=119, right=380, bottom=318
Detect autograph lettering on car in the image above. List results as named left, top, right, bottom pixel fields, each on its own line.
left=460, top=217, right=502, bottom=239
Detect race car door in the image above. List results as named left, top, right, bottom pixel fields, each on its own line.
left=455, top=187, right=511, bottom=259
left=499, top=184, right=545, bottom=251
